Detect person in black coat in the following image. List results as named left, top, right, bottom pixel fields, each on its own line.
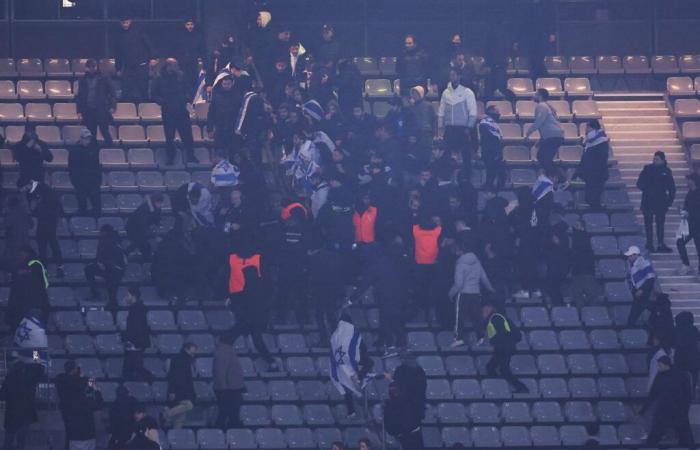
left=76, top=59, right=116, bottom=146
left=12, top=130, right=52, bottom=187
left=570, top=220, right=599, bottom=307
left=648, top=292, right=674, bottom=346
left=637, top=151, right=676, bottom=252
left=123, top=287, right=153, bottom=381
left=674, top=311, right=700, bottom=389
left=108, top=385, right=138, bottom=450
left=162, top=342, right=197, bottom=429
left=306, top=233, right=343, bottom=341
left=177, top=19, right=207, bottom=97
left=235, top=86, right=269, bottom=164
left=207, top=76, right=240, bottom=156
left=125, top=194, right=163, bottom=261
left=479, top=105, right=506, bottom=190
left=677, top=173, right=700, bottom=276
left=336, top=60, right=363, bottom=117
left=0, top=360, right=44, bottom=450
left=6, top=245, right=50, bottom=329
left=396, top=35, right=430, bottom=95
left=151, top=229, right=196, bottom=302
left=85, top=224, right=126, bottom=306
left=573, top=119, right=609, bottom=210
left=56, top=360, right=104, bottom=449
left=384, top=353, right=427, bottom=450
left=151, top=59, right=197, bottom=165
left=544, top=223, right=571, bottom=306
left=68, top=127, right=102, bottom=216
left=640, top=356, right=694, bottom=447
left=125, top=416, right=160, bottom=450
left=114, top=17, right=155, bottom=102
left=483, top=303, right=528, bottom=392
left=27, top=182, right=64, bottom=276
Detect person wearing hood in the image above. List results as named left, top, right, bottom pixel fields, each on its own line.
left=125, top=194, right=164, bottom=261
left=407, top=86, right=437, bottom=154
left=674, top=311, right=700, bottom=389
left=123, top=287, right=153, bottom=381
left=383, top=352, right=427, bottom=450
left=76, top=58, right=116, bottom=146
left=12, top=130, right=52, bottom=187
left=637, top=151, right=676, bottom=252
left=677, top=173, right=700, bottom=277
left=479, top=105, right=506, bottom=190
left=152, top=58, right=197, bottom=165
left=448, top=239, right=495, bottom=347
left=247, top=11, right=274, bottom=80
left=207, top=75, right=240, bottom=156
left=438, top=68, right=477, bottom=168
left=68, top=127, right=102, bottom=216
left=26, top=181, right=64, bottom=277
left=573, top=119, right=609, bottom=210
left=336, top=60, right=364, bottom=117
left=317, top=24, right=343, bottom=66
left=525, top=88, right=564, bottom=173
left=648, top=292, right=674, bottom=346
left=84, top=224, right=127, bottom=307
left=114, top=17, right=156, bottom=102
left=55, top=360, right=103, bottom=450
left=234, top=82, right=269, bottom=164
left=162, top=342, right=197, bottom=429
left=177, top=19, right=207, bottom=97
left=213, top=332, right=245, bottom=428
left=397, top=34, right=430, bottom=96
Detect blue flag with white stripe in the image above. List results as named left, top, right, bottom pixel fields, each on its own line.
left=330, top=319, right=362, bottom=396
left=193, top=68, right=209, bottom=104
left=629, top=255, right=656, bottom=290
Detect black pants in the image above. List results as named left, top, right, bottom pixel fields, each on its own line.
left=486, top=349, right=527, bottom=390
left=310, top=286, right=339, bottom=341
left=647, top=411, right=693, bottom=447
left=82, top=108, right=113, bottom=146
left=215, top=389, right=243, bottom=428
left=84, top=263, right=124, bottom=305
left=378, top=302, right=406, bottom=349
left=163, top=108, right=194, bottom=163
left=678, top=233, right=700, bottom=267
left=37, top=220, right=62, bottom=265
left=483, top=157, right=506, bottom=189
left=396, top=428, right=424, bottom=450
left=454, top=293, right=483, bottom=340
left=342, top=345, right=373, bottom=414
left=627, top=290, right=652, bottom=326
left=643, top=210, right=667, bottom=246
left=486, top=63, right=510, bottom=100
left=229, top=302, right=274, bottom=363
left=126, top=231, right=152, bottom=260
left=545, top=275, right=565, bottom=305
left=277, top=265, right=307, bottom=325
left=536, top=137, right=564, bottom=173
left=584, top=179, right=605, bottom=209
left=75, top=186, right=101, bottom=216
left=444, top=126, right=470, bottom=169
left=413, top=264, right=436, bottom=317
left=121, top=65, right=149, bottom=103
left=2, top=427, right=28, bottom=450
left=122, top=349, right=152, bottom=381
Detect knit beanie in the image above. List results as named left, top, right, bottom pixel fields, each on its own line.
left=302, top=100, right=324, bottom=122
left=410, top=85, right=425, bottom=99
left=258, top=11, right=272, bottom=28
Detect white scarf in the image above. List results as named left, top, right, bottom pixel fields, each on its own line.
left=583, top=129, right=608, bottom=150
left=532, top=174, right=554, bottom=202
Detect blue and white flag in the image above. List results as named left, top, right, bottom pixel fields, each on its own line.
left=192, top=69, right=209, bottom=104
left=583, top=129, right=608, bottom=150
left=629, top=255, right=656, bottom=290
left=330, top=319, right=362, bottom=396
left=210, top=159, right=240, bottom=187
left=212, top=63, right=232, bottom=88
left=14, top=315, right=48, bottom=364
left=480, top=116, right=502, bottom=140
left=532, top=174, right=554, bottom=202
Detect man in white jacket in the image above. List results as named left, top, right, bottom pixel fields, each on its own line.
left=438, top=68, right=477, bottom=169
left=448, top=241, right=495, bottom=347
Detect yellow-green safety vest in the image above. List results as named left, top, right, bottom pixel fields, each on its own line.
left=486, top=313, right=511, bottom=339
left=28, top=259, right=49, bottom=289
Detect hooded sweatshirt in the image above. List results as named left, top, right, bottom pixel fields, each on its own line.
left=448, top=252, right=494, bottom=297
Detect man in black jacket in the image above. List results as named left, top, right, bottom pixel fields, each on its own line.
left=0, top=360, right=44, bottom=450
left=84, top=224, right=126, bottom=306
left=115, top=17, right=156, bottom=102
left=7, top=245, right=50, bottom=329
left=152, top=59, right=197, bottom=165
left=123, top=287, right=153, bottom=381
left=68, top=127, right=102, bottom=216
left=483, top=304, right=528, bottom=393
left=397, top=35, right=430, bottom=95
left=573, top=119, right=609, bottom=210
left=641, top=356, right=694, bottom=447
left=235, top=84, right=269, bottom=164
left=125, top=194, right=163, bottom=261
left=12, top=130, right=52, bottom=187
left=76, top=59, right=116, bottom=146
left=677, top=173, right=700, bottom=277
left=637, top=151, right=676, bottom=253
left=27, top=181, right=64, bottom=277
left=570, top=220, right=599, bottom=307
left=479, top=105, right=506, bottom=189
left=384, top=353, right=427, bottom=450
left=56, top=360, right=104, bottom=450
left=126, top=416, right=160, bottom=450
left=178, top=19, right=207, bottom=98
left=161, top=342, right=197, bottom=429
left=207, top=76, right=240, bottom=156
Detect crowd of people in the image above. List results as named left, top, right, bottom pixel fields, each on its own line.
left=1, top=5, right=700, bottom=450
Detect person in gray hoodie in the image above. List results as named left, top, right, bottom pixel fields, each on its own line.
left=525, top=88, right=564, bottom=173
left=448, top=240, right=495, bottom=347
left=212, top=332, right=244, bottom=428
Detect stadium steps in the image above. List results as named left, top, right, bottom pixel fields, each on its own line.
left=599, top=97, right=699, bottom=318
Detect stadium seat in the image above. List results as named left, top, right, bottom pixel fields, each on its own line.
left=549, top=100, right=572, bottom=120
left=683, top=121, right=700, bottom=141
left=564, top=77, right=593, bottom=97
left=139, top=103, right=162, bottom=122
left=515, top=100, right=536, bottom=120
left=353, top=57, right=380, bottom=76
left=508, top=56, right=530, bottom=75
left=572, top=100, right=601, bottom=119
left=544, top=56, right=569, bottom=75
left=485, top=100, right=515, bottom=120
left=118, top=125, right=147, bottom=145
left=471, top=426, right=501, bottom=447
left=0, top=58, right=17, bottom=77
left=535, top=77, right=563, bottom=96
left=17, top=58, right=44, bottom=77
left=532, top=401, right=564, bottom=423
left=0, top=80, right=16, bottom=99
left=507, top=78, right=535, bottom=98
left=651, top=55, right=679, bottom=74
left=70, top=58, right=88, bottom=75
left=569, top=56, right=596, bottom=75
left=558, top=144, right=582, bottom=162
left=676, top=98, right=700, bottom=118
left=378, top=57, right=396, bottom=76
left=53, top=103, right=80, bottom=123
left=503, top=145, right=532, bottom=163
left=46, top=80, right=73, bottom=100
left=680, top=54, right=700, bottom=73
left=99, top=58, right=116, bottom=75
left=113, top=103, right=139, bottom=123
left=26, top=103, right=54, bottom=123
left=0, top=103, right=25, bottom=122
left=441, top=427, right=471, bottom=447
left=17, top=80, right=46, bottom=99
left=365, top=79, right=393, bottom=98
left=623, top=55, right=651, bottom=74
left=596, top=55, right=623, bottom=74
left=45, top=58, right=72, bottom=78
left=667, top=76, right=695, bottom=96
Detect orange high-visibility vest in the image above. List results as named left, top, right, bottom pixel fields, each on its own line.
left=280, top=202, right=307, bottom=220
left=413, top=225, right=441, bottom=264
left=228, top=254, right=261, bottom=294
left=353, top=206, right=377, bottom=243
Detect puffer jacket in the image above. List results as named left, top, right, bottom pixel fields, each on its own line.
left=438, top=84, right=477, bottom=128
left=448, top=252, right=494, bottom=297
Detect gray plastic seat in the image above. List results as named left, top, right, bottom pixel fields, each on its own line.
left=138, top=103, right=162, bottom=122
left=597, top=353, right=629, bottom=375
left=471, top=426, right=501, bottom=447
left=511, top=355, right=538, bottom=375
left=452, top=379, right=482, bottom=400
left=560, top=330, right=591, bottom=350
left=148, top=311, right=176, bottom=331
left=564, top=77, right=593, bottom=96
left=625, top=377, right=647, bottom=398
left=597, top=377, right=627, bottom=398
left=17, top=80, right=45, bottom=99
left=203, top=310, right=234, bottom=332
left=269, top=380, right=298, bottom=401
left=437, top=402, right=467, bottom=424
left=539, top=378, right=569, bottom=399
left=581, top=306, right=612, bottom=327
left=186, top=334, right=215, bottom=354
left=573, top=100, right=601, bottom=119
left=569, top=377, right=598, bottom=398
left=95, top=334, right=124, bottom=354
left=569, top=56, right=596, bottom=75
left=225, top=430, right=255, bottom=450
left=365, top=79, right=393, bottom=98
left=113, top=103, right=139, bottom=122
left=426, top=378, right=452, bottom=400
left=508, top=78, right=535, bottom=98
left=0, top=80, right=17, bottom=100
left=284, top=428, right=314, bottom=449
left=558, top=144, right=582, bottom=162
left=620, top=329, right=648, bottom=349
left=592, top=236, right=619, bottom=256
left=116, top=194, right=143, bottom=213
left=551, top=307, right=581, bottom=327
left=303, top=404, right=334, bottom=425
left=416, top=355, right=446, bottom=376
left=242, top=380, right=268, bottom=401
left=503, top=145, right=532, bottom=162
left=286, top=356, right=317, bottom=377
left=597, top=259, right=627, bottom=279
left=652, top=55, right=679, bottom=74
left=674, top=98, right=700, bottom=118
left=515, top=100, right=536, bottom=120
left=277, top=333, right=307, bottom=353
left=271, top=404, right=303, bottom=426
left=128, top=148, right=156, bottom=168
left=530, top=425, right=560, bottom=446
left=297, top=380, right=327, bottom=402
left=177, top=310, right=207, bottom=331
left=481, top=379, right=512, bottom=399
left=313, top=429, right=342, bottom=449
left=26, top=103, right=54, bottom=123
left=441, top=427, right=471, bottom=447
left=108, top=171, right=137, bottom=191
left=54, top=311, right=86, bottom=332
left=500, top=426, right=531, bottom=447
left=565, top=400, right=596, bottom=422
left=681, top=54, right=700, bottom=73
left=668, top=76, right=695, bottom=96
left=197, top=429, right=226, bottom=450
left=485, top=100, right=515, bottom=120
left=545, top=56, right=569, bottom=75
left=445, top=355, right=477, bottom=376
left=0, top=103, right=26, bottom=122
left=529, top=330, right=559, bottom=351
left=46, top=80, right=73, bottom=100
left=86, top=310, right=116, bottom=332
left=559, top=425, right=588, bottom=446
left=532, top=401, right=563, bottom=423
left=536, top=77, right=563, bottom=96
left=567, top=354, right=599, bottom=375
left=590, top=329, right=621, bottom=350
left=146, top=125, right=166, bottom=144
left=241, top=405, right=271, bottom=426
left=135, top=171, right=164, bottom=190
left=549, top=100, right=573, bottom=120
left=521, top=306, right=551, bottom=327
left=118, top=125, right=147, bottom=145
left=501, top=402, right=532, bottom=423
left=17, top=58, right=44, bottom=77
left=65, top=334, right=96, bottom=355
left=168, top=429, right=196, bottom=450
left=75, top=357, right=104, bottom=379
left=99, top=148, right=128, bottom=168
left=623, top=55, right=651, bottom=74
left=597, top=55, right=624, bottom=74
left=537, top=354, right=568, bottom=375
left=683, top=121, right=700, bottom=140
left=469, top=402, right=500, bottom=423
left=378, top=57, right=396, bottom=76
left=606, top=281, right=633, bottom=303
left=407, top=331, right=437, bottom=352
left=353, top=57, right=380, bottom=76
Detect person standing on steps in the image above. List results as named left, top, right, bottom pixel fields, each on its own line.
left=624, top=245, right=658, bottom=326
left=525, top=88, right=564, bottom=173
left=637, top=151, right=676, bottom=253
left=677, top=173, right=700, bottom=278
left=573, top=119, right=609, bottom=210
left=482, top=303, right=528, bottom=393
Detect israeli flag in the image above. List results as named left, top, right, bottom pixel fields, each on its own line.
left=193, top=69, right=209, bottom=104
left=13, top=316, right=48, bottom=364
left=629, top=256, right=656, bottom=290
left=532, top=174, right=554, bottom=202
left=330, top=319, right=362, bottom=396
left=212, top=63, right=232, bottom=88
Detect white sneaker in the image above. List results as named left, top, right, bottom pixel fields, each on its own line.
left=678, top=265, right=693, bottom=276
left=450, top=339, right=465, bottom=348
left=514, top=290, right=530, bottom=298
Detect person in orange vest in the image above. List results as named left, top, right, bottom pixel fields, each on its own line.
left=353, top=191, right=378, bottom=245
left=412, top=214, right=442, bottom=320
left=280, top=197, right=308, bottom=221
left=226, top=241, right=279, bottom=371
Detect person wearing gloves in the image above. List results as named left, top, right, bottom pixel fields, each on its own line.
left=625, top=245, right=658, bottom=326
left=438, top=68, right=477, bottom=169
left=524, top=88, right=564, bottom=173
left=573, top=119, right=609, bottom=210
left=448, top=240, right=495, bottom=347
left=637, top=151, right=676, bottom=253
left=677, top=173, right=700, bottom=277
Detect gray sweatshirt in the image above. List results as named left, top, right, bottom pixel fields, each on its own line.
left=448, top=252, right=494, bottom=298
left=526, top=102, right=564, bottom=139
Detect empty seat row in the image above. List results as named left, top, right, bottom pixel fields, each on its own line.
left=506, top=77, right=591, bottom=98
left=0, top=58, right=115, bottom=78
left=682, top=121, right=700, bottom=141
left=667, top=75, right=700, bottom=96
left=0, top=80, right=75, bottom=100
left=503, top=145, right=583, bottom=164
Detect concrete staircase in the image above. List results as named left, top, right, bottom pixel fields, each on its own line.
left=598, top=95, right=699, bottom=318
